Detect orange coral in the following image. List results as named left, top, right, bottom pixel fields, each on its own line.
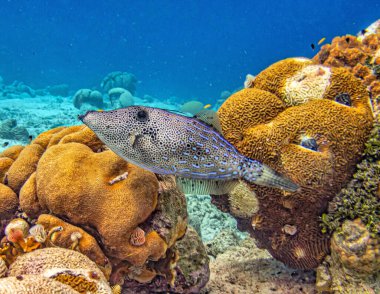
left=36, top=214, right=109, bottom=270
left=6, top=144, right=44, bottom=193
left=0, top=184, right=18, bottom=219
left=32, top=126, right=66, bottom=149
left=0, top=145, right=24, bottom=184
left=217, top=64, right=373, bottom=269
left=19, top=172, right=42, bottom=218
left=0, top=145, right=24, bottom=160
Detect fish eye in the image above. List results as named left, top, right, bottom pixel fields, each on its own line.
left=136, top=110, right=148, bottom=121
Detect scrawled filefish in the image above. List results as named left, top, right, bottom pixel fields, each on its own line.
left=78, top=106, right=299, bottom=195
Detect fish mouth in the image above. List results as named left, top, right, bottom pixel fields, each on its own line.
left=78, top=110, right=95, bottom=122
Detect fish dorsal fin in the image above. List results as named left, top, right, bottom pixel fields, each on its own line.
left=176, top=177, right=239, bottom=195
left=193, top=110, right=223, bottom=134
left=162, top=108, right=193, bottom=117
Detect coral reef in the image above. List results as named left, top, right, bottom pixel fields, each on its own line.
left=316, top=219, right=380, bottom=293
left=204, top=238, right=316, bottom=293
left=0, top=125, right=209, bottom=292
left=101, top=71, right=137, bottom=95
left=73, top=89, right=103, bottom=109
left=216, top=59, right=373, bottom=269
left=0, top=80, right=36, bottom=99
left=0, top=119, right=29, bottom=142
left=6, top=247, right=113, bottom=293
left=313, top=19, right=380, bottom=115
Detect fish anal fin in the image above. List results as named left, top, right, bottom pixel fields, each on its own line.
left=176, top=177, right=238, bottom=195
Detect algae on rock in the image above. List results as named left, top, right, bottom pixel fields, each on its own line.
left=321, top=122, right=380, bottom=236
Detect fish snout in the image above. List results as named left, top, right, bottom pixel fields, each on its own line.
left=78, top=110, right=96, bottom=122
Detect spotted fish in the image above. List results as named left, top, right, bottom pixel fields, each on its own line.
left=79, top=106, right=299, bottom=195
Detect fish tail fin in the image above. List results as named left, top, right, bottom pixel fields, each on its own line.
left=240, top=158, right=299, bottom=192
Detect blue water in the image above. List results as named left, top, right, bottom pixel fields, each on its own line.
left=0, top=0, right=379, bottom=103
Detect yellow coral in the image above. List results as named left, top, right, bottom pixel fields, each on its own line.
left=0, top=157, right=13, bottom=183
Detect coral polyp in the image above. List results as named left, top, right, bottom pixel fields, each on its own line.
left=129, top=227, right=146, bottom=247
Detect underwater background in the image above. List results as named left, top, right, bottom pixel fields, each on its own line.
left=0, top=0, right=379, bottom=100
left=0, top=1, right=379, bottom=293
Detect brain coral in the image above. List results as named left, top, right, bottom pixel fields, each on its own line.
left=217, top=63, right=373, bottom=269
left=253, top=57, right=373, bottom=109
left=73, top=89, right=103, bottom=109
left=0, top=124, right=207, bottom=292
left=0, top=275, right=79, bottom=294
left=100, top=71, right=137, bottom=95
left=313, top=19, right=380, bottom=116
left=7, top=247, right=112, bottom=293
left=16, top=133, right=168, bottom=267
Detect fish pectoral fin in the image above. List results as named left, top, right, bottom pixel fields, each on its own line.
left=193, top=110, right=223, bottom=135
left=130, top=133, right=142, bottom=148
left=176, top=177, right=239, bottom=195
